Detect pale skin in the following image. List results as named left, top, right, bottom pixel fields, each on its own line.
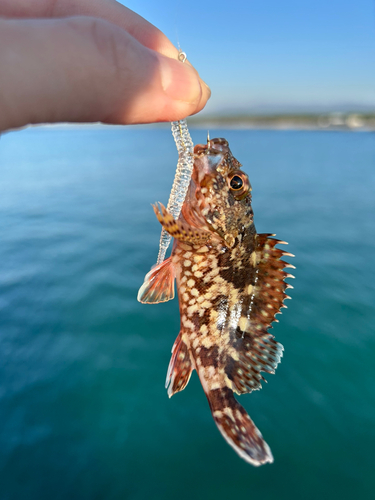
left=0, top=0, right=211, bottom=132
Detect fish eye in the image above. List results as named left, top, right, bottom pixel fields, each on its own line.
left=230, top=175, right=243, bottom=190
left=228, top=172, right=251, bottom=200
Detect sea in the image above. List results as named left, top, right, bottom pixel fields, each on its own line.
left=0, top=126, right=374, bottom=500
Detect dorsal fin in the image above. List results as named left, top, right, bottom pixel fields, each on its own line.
left=137, top=257, right=175, bottom=304
left=165, top=334, right=193, bottom=398
left=223, top=235, right=294, bottom=394
left=251, top=234, right=295, bottom=331
left=226, top=334, right=284, bottom=395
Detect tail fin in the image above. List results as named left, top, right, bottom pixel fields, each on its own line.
left=207, top=387, right=273, bottom=466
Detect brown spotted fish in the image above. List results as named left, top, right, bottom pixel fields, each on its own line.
left=138, top=138, right=294, bottom=465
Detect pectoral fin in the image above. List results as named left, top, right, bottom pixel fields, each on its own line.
left=153, top=203, right=211, bottom=245
left=137, top=257, right=175, bottom=304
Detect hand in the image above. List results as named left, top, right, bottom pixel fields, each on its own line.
left=0, top=0, right=211, bottom=132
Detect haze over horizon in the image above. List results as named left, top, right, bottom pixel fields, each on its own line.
left=123, top=0, right=375, bottom=115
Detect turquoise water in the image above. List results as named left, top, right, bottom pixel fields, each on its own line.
left=0, top=127, right=374, bottom=500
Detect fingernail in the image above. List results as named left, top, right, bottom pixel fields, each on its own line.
left=159, top=55, right=203, bottom=103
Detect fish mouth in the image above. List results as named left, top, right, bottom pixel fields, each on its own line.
left=193, top=138, right=230, bottom=180
left=194, top=138, right=230, bottom=156
left=179, top=143, right=227, bottom=235
left=194, top=150, right=224, bottom=180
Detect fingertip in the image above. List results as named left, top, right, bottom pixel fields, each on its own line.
left=157, top=53, right=211, bottom=117
left=111, top=50, right=211, bottom=125
left=158, top=55, right=202, bottom=103
left=192, top=78, right=211, bottom=115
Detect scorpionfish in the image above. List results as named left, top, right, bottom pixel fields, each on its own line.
left=138, top=138, right=294, bottom=465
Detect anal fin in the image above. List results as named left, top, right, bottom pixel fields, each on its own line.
left=137, top=257, right=175, bottom=304
left=165, top=334, right=193, bottom=398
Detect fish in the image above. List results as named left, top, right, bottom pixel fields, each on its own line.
left=138, top=137, right=294, bottom=465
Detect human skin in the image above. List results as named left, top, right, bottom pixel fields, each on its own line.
left=0, top=0, right=211, bottom=132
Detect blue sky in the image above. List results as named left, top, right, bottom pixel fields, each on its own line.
left=122, top=0, right=375, bottom=113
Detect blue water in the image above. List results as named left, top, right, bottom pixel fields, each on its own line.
left=0, top=126, right=374, bottom=500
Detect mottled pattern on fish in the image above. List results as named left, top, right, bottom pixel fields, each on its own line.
left=138, top=138, right=294, bottom=465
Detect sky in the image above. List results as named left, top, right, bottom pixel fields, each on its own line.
left=121, top=0, right=375, bottom=114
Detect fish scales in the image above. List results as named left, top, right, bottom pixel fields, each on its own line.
left=138, top=138, right=294, bottom=465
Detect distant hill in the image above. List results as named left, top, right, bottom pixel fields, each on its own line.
left=202, top=102, right=375, bottom=116
left=188, top=111, right=375, bottom=131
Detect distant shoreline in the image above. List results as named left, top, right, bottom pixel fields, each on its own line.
left=187, top=112, right=375, bottom=132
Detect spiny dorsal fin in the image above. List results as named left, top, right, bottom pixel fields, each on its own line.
left=251, top=234, right=295, bottom=331
left=224, top=234, right=294, bottom=394
left=137, top=257, right=175, bottom=304
left=165, top=334, right=193, bottom=398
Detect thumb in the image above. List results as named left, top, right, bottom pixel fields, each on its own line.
left=0, top=17, right=211, bottom=132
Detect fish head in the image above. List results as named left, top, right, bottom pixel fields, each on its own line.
left=183, top=138, right=253, bottom=247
